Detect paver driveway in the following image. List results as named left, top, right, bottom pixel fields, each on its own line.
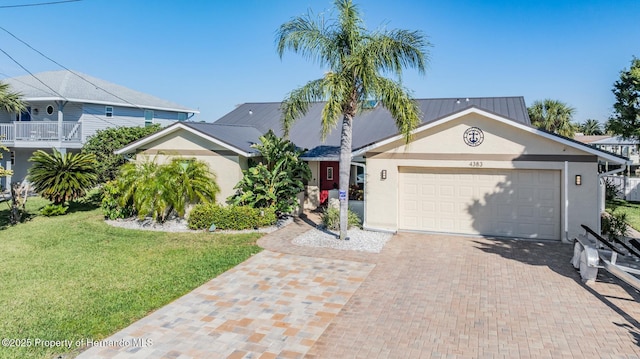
left=77, top=218, right=640, bottom=358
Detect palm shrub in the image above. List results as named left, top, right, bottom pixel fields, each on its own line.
left=114, top=157, right=219, bottom=222
left=321, top=207, right=361, bottom=230
left=228, top=130, right=310, bottom=215
left=28, top=149, right=98, bottom=205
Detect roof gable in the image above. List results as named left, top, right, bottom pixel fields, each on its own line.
left=4, top=70, right=198, bottom=113
left=116, top=122, right=262, bottom=157
left=354, top=107, right=629, bottom=164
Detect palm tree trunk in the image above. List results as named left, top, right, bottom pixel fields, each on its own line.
left=339, top=114, right=353, bottom=240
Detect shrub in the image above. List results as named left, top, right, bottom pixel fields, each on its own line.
left=28, top=149, right=98, bottom=205
left=602, top=209, right=629, bottom=240
left=603, top=177, right=623, bottom=201
left=321, top=207, right=361, bottom=230
left=228, top=130, right=310, bottom=215
left=82, top=124, right=162, bottom=183
left=188, top=203, right=277, bottom=230
left=40, top=204, right=68, bottom=216
left=101, top=181, right=135, bottom=220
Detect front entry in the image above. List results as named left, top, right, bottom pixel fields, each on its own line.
left=320, top=161, right=339, bottom=190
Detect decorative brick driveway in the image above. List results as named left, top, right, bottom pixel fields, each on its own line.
left=77, top=218, right=640, bottom=358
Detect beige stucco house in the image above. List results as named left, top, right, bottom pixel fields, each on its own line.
left=117, top=97, right=629, bottom=242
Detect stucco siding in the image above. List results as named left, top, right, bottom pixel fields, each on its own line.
left=364, top=112, right=600, bottom=241
left=136, top=130, right=246, bottom=204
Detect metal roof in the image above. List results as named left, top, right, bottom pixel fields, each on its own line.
left=591, top=136, right=639, bottom=145
left=214, top=97, right=531, bottom=153
left=181, top=122, right=262, bottom=154
left=3, top=70, right=198, bottom=113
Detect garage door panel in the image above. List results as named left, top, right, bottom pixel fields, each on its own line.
left=399, top=168, right=560, bottom=240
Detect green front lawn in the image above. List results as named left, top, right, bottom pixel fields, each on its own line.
left=0, top=197, right=262, bottom=359
left=607, top=199, right=640, bottom=232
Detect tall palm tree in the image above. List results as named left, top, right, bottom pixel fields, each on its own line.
left=28, top=149, right=98, bottom=205
left=276, top=0, right=430, bottom=239
left=528, top=99, right=578, bottom=138
left=579, top=119, right=603, bottom=136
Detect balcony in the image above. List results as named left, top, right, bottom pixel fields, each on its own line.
left=0, top=121, right=82, bottom=147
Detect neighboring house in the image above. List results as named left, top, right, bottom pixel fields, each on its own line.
left=117, top=97, right=629, bottom=241
left=591, top=136, right=639, bottom=170
left=0, top=70, right=198, bottom=188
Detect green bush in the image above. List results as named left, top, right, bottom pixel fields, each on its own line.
left=40, top=203, right=68, bottom=216
left=188, top=203, right=277, bottom=230
left=321, top=207, right=361, bottom=230
left=101, top=181, right=135, bottom=220
left=602, top=209, right=629, bottom=240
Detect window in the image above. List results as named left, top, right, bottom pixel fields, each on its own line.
left=144, top=110, right=154, bottom=127
left=177, top=112, right=186, bottom=121
left=46, top=105, right=54, bottom=115
left=327, top=167, right=333, bottom=180
left=105, top=106, right=113, bottom=118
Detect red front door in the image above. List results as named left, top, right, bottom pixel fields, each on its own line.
left=320, top=161, right=339, bottom=190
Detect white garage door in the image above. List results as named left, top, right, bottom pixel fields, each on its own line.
left=398, top=167, right=560, bottom=240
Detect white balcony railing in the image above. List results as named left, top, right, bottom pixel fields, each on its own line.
left=0, top=121, right=81, bottom=143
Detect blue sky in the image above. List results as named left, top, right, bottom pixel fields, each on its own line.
left=0, top=0, right=638, bottom=125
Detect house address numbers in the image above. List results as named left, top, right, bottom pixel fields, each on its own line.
left=469, top=161, right=483, bottom=167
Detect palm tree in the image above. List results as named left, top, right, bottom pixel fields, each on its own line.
left=28, top=149, right=98, bottom=205
left=0, top=81, right=24, bottom=178
left=0, top=81, right=25, bottom=114
left=579, top=119, right=603, bottom=136
left=162, top=158, right=219, bottom=218
left=276, top=0, right=430, bottom=239
left=117, top=157, right=219, bottom=221
left=528, top=99, right=578, bottom=137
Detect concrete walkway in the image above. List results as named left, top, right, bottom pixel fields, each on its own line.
left=77, top=217, right=640, bottom=358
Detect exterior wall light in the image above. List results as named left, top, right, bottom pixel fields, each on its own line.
left=380, top=169, right=387, bottom=180
left=575, top=175, right=582, bottom=186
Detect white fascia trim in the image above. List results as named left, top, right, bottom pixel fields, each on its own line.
left=115, top=123, right=251, bottom=157
left=352, top=107, right=630, bottom=165
left=24, top=97, right=199, bottom=114
left=300, top=156, right=339, bottom=161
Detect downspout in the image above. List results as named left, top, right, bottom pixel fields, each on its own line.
left=564, top=161, right=569, bottom=243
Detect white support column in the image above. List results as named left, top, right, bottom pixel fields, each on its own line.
left=56, top=101, right=67, bottom=147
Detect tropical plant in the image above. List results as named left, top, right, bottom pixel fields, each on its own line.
left=321, top=206, right=361, bottom=230
left=607, top=56, right=640, bottom=141
left=100, top=180, right=135, bottom=219
left=161, top=158, right=220, bottom=218
left=0, top=81, right=24, bottom=180
left=528, top=99, right=578, bottom=137
left=578, top=119, right=603, bottom=135
left=81, top=124, right=162, bottom=183
left=115, top=157, right=219, bottom=222
left=27, top=149, right=98, bottom=205
left=0, top=81, right=25, bottom=114
left=602, top=209, right=629, bottom=241
left=229, top=131, right=310, bottom=215
left=276, top=0, right=430, bottom=239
